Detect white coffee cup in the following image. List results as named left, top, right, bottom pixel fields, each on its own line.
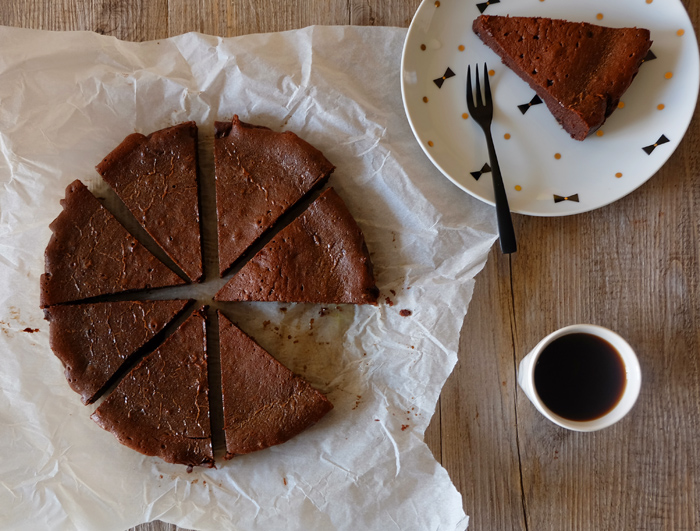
left=517, top=324, right=641, bottom=432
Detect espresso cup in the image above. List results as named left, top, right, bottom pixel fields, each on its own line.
left=517, top=324, right=641, bottom=432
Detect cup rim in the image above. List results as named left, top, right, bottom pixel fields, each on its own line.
left=524, top=324, right=642, bottom=432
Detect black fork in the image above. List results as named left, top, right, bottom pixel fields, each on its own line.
left=467, top=63, right=517, bottom=254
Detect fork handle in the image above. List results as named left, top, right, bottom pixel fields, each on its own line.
left=484, top=128, right=517, bottom=254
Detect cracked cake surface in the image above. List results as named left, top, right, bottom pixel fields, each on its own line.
left=45, top=299, right=189, bottom=405
left=215, top=187, right=378, bottom=305
left=214, top=115, right=335, bottom=276
left=473, top=15, right=652, bottom=140
left=91, top=307, right=214, bottom=468
left=40, top=180, right=185, bottom=308
left=96, top=122, right=203, bottom=282
left=218, top=311, right=333, bottom=458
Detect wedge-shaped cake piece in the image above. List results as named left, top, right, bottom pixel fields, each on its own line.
left=215, top=187, right=378, bottom=304
left=45, top=300, right=190, bottom=405
left=96, top=122, right=203, bottom=282
left=473, top=15, right=652, bottom=140
left=91, top=308, right=214, bottom=468
left=218, top=312, right=333, bottom=458
left=215, top=115, right=335, bottom=276
left=40, top=180, right=185, bottom=308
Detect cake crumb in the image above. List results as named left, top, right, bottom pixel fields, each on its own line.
left=399, top=309, right=412, bottom=317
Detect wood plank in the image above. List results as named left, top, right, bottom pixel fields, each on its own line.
left=91, top=0, right=169, bottom=41
left=348, top=0, right=421, bottom=27
left=440, top=247, right=527, bottom=531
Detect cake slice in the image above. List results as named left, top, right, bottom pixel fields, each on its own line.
left=44, top=300, right=190, bottom=404
left=218, top=311, right=333, bottom=458
left=96, top=122, right=203, bottom=282
left=214, top=115, right=335, bottom=276
left=472, top=15, right=652, bottom=140
left=215, top=187, right=378, bottom=305
left=40, top=180, right=185, bottom=308
left=91, top=308, right=214, bottom=468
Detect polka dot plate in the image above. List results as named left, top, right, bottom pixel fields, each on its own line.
left=401, top=0, right=699, bottom=216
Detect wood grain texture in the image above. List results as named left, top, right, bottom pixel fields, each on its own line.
left=2, top=0, right=699, bottom=530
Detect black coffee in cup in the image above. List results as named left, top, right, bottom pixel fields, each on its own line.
left=534, top=332, right=627, bottom=421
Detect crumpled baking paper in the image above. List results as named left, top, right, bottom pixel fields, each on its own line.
left=0, top=25, right=497, bottom=531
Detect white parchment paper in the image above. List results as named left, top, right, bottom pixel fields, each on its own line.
left=0, top=25, right=497, bottom=530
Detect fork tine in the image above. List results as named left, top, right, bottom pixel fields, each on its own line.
left=475, top=65, right=481, bottom=106
left=466, top=64, right=473, bottom=111
left=483, top=63, right=492, bottom=106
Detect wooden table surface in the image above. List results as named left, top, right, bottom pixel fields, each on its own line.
left=4, top=1, right=699, bottom=530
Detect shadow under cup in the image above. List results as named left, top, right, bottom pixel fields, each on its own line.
left=517, top=324, right=642, bottom=432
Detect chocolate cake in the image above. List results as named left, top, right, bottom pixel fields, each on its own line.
left=91, top=308, right=214, bottom=468
left=214, top=115, right=335, bottom=276
left=96, top=122, right=203, bottom=282
left=45, top=300, right=189, bottom=404
left=40, top=180, right=185, bottom=308
left=42, top=120, right=380, bottom=468
left=218, top=311, right=333, bottom=457
left=215, top=187, right=378, bottom=305
left=472, top=15, right=652, bottom=140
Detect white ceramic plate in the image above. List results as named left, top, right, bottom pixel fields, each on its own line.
left=401, top=0, right=699, bottom=216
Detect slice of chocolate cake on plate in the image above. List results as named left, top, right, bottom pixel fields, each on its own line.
left=40, top=180, right=185, bottom=308
left=96, top=122, right=203, bottom=282
left=214, top=115, right=335, bottom=276
left=45, top=300, right=190, bottom=405
left=215, top=187, right=378, bottom=305
left=91, top=307, right=214, bottom=468
left=473, top=15, right=652, bottom=140
left=218, top=311, right=333, bottom=458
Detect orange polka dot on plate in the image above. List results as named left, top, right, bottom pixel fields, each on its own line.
left=646, top=0, right=653, bottom=4
left=489, top=69, right=496, bottom=76
left=427, top=140, right=434, bottom=147
left=421, top=44, right=427, bottom=51
left=458, top=45, right=465, bottom=51
left=423, top=96, right=429, bottom=103
left=677, top=29, right=685, bottom=36
left=462, top=113, right=469, bottom=119
left=504, top=133, right=511, bottom=140
left=554, top=153, right=562, bottom=160
left=665, top=72, right=674, bottom=79
left=435, top=0, right=440, bottom=6
left=657, top=103, right=665, bottom=110
left=618, top=101, right=625, bottom=109
left=596, top=13, right=604, bottom=20
left=515, top=185, right=522, bottom=191
left=596, top=130, right=604, bottom=137
left=615, top=172, right=623, bottom=178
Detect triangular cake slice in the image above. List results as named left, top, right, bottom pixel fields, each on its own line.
left=218, top=311, right=333, bottom=458
left=40, top=180, right=185, bottom=308
left=91, top=308, right=214, bottom=468
left=473, top=15, right=652, bottom=140
left=44, top=300, right=190, bottom=405
left=215, top=187, right=378, bottom=304
left=96, top=122, right=203, bottom=282
left=214, top=115, right=335, bottom=276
